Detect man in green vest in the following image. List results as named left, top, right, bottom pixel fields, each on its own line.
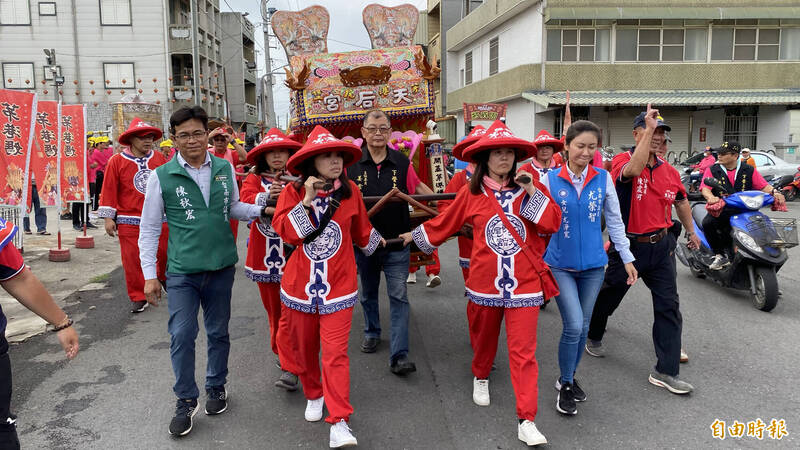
left=138, top=106, right=267, bottom=437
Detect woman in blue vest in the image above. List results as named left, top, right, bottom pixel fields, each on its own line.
left=541, top=120, right=638, bottom=416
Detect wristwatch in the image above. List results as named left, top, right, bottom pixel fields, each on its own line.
left=685, top=231, right=695, bottom=238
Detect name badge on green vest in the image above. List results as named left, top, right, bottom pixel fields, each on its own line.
left=215, top=174, right=228, bottom=182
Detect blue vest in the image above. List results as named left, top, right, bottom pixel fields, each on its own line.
left=544, top=166, right=608, bottom=271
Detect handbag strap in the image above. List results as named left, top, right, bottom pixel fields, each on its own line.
left=303, top=190, right=343, bottom=244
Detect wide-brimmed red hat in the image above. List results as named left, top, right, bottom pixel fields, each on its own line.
left=286, top=125, right=362, bottom=174
left=452, top=125, right=486, bottom=161
left=532, top=129, right=564, bottom=151
left=461, top=120, right=537, bottom=163
left=118, top=117, right=162, bottom=146
left=246, top=128, right=303, bottom=166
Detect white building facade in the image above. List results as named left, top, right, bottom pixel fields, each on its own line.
left=0, top=0, right=231, bottom=133
left=445, top=0, right=800, bottom=161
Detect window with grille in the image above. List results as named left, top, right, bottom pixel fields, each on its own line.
left=2, top=63, right=34, bottom=88
left=0, top=0, right=30, bottom=24
left=489, top=37, right=499, bottom=75
left=464, top=51, right=472, bottom=85
left=724, top=107, right=758, bottom=150
left=100, top=0, right=130, bottom=25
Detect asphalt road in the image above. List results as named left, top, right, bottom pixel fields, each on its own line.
left=8, top=204, right=800, bottom=449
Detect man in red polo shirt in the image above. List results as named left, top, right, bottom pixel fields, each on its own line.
left=586, top=105, right=700, bottom=395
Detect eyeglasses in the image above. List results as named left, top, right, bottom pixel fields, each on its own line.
left=363, top=126, right=391, bottom=134
left=175, top=131, right=208, bottom=141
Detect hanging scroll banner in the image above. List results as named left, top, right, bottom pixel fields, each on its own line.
left=0, top=89, right=37, bottom=207
left=30, top=100, right=60, bottom=206
left=60, top=104, right=87, bottom=204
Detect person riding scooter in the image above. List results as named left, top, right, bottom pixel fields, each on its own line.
left=688, top=147, right=716, bottom=192
left=700, top=141, right=785, bottom=270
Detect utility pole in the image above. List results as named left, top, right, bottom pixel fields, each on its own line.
left=260, top=0, right=277, bottom=128
left=190, top=0, right=201, bottom=105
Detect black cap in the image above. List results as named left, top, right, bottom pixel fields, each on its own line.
left=716, top=141, right=742, bottom=154
left=633, top=111, right=671, bottom=131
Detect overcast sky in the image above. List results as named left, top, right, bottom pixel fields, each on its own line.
left=221, top=0, right=427, bottom=128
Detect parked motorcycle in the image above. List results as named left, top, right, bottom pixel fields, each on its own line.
left=770, top=174, right=794, bottom=192
left=781, top=167, right=800, bottom=202
left=675, top=178, right=797, bottom=311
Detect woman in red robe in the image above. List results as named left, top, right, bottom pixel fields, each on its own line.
left=400, top=120, right=561, bottom=447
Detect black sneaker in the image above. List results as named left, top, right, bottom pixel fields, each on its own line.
left=130, top=300, right=148, bottom=313
left=169, top=398, right=198, bottom=436
left=556, top=382, right=577, bottom=415
left=555, top=377, right=586, bottom=402
left=205, top=386, right=228, bottom=415
left=360, top=336, right=379, bottom=353
left=86, top=222, right=98, bottom=229
left=390, top=355, right=416, bottom=376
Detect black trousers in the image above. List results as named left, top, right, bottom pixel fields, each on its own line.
left=71, top=202, right=86, bottom=227
left=702, top=209, right=735, bottom=254
left=93, top=171, right=104, bottom=211
left=0, top=337, right=20, bottom=450
left=587, top=233, right=683, bottom=376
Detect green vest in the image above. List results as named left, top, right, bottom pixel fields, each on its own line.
left=156, top=154, right=238, bottom=274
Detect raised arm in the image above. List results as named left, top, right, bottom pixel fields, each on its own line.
left=622, top=104, right=659, bottom=180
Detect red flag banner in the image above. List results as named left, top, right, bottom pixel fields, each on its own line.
left=30, top=100, right=60, bottom=206
left=0, top=89, right=37, bottom=206
left=60, top=104, right=87, bottom=204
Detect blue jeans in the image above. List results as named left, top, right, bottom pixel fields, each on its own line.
left=552, top=267, right=605, bottom=384
left=355, top=246, right=410, bottom=363
left=23, top=183, right=46, bottom=233
left=166, top=265, right=235, bottom=400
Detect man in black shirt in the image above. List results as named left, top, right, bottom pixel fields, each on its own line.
left=349, top=109, right=434, bottom=375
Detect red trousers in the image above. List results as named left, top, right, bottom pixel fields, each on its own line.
left=117, top=223, right=167, bottom=301
left=278, top=305, right=353, bottom=424
left=467, top=302, right=540, bottom=421
left=256, top=282, right=282, bottom=356
left=410, top=249, right=440, bottom=275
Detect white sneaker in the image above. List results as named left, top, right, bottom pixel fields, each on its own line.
left=680, top=348, right=689, bottom=363
left=406, top=272, right=417, bottom=284
left=329, top=419, right=357, bottom=448
left=426, top=274, right=441, bottom=288
left=518, top=420, right=547, bottom=446
left=709, top=254, right=729, bottom=271
left=305, top=397, right=324, bottom=422
left=472, top=377, right=490, bottom=406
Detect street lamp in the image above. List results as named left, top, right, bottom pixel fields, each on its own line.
left=258, top=0, right=277, bottom=129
